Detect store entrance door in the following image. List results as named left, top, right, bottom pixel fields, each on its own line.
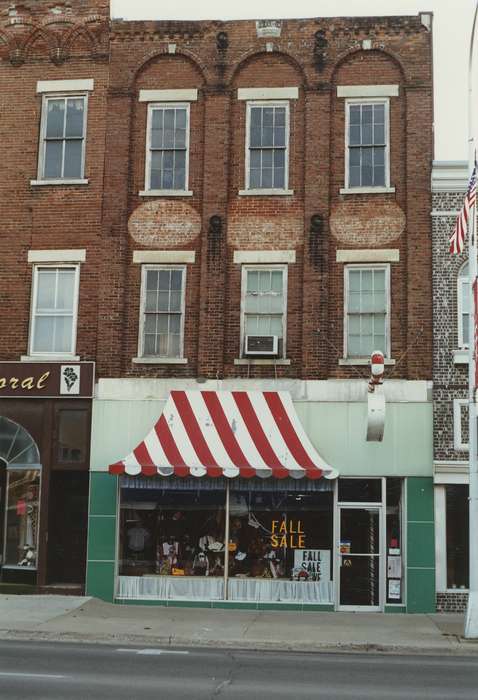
left=338, top=506, right=382, bottom=611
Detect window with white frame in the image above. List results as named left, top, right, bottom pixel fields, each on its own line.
left=346, top=100, right=389, bottom=188
left=146, top=104, right=189, bottom=191
left=458, top=261, right=470, bottom=348
left=39, top=95, right=87, bottom=180
left=29, top=266, right=79, bottom=355
left=139, top=266, right=186, bottom=358
left=241, top=266, right=287, bottom=357
left=246, top=102, right=289, bottom=190
left=453, top=398, right=470, bottom=451
left=345, top=265, right=389, bottom=358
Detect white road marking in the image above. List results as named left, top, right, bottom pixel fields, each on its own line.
left=0, top=672, right=66, bottom=679
left=116, top=648, right=189, bottom=655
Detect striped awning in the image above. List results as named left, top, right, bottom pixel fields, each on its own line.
left=109, top=390, right=337, bottom=480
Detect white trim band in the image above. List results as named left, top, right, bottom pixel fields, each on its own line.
left=139, top=89, right=198, bottom=102
left=28, top=249, right=86, bottom=263
left=336, top=249, right=399, bottom=263
left=36, top=79, right=94, bottom=93
left=133, top=250, right=196, bottom=264
left=337, top=85, right=399, bottom=98
left=233, top=250, right=296, bottom=264
left=238, top=87, right=299, bottom=100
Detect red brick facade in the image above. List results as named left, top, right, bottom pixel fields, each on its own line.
left=0, top=4, right=433, bottom=382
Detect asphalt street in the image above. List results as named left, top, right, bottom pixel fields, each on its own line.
left=0, top=639, right=477, bottom=699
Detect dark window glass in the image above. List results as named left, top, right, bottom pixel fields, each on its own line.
left=386, top=477, right=403, bottom=604
left=338, top=478, right=382, bottom=503
left=57, top=410, right=88, bottom=463
left=446, top=485, right=469, bottom=589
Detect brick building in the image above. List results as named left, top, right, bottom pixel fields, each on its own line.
left=0, top=0, right=108, bottom=591
left=0, top=2, right=436, bottom=611
left=88, top=12, right=435, bottom=612
left=431, top=161, right=470, bottom=613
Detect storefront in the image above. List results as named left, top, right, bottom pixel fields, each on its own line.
left=0, top=361, right=94, bottom=590
left=87, top=379, right=434, bottom=612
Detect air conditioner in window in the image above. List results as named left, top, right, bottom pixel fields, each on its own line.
left=244, top=335, right=279, bottom=357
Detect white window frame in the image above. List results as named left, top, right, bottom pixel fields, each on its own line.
left=343, top=264, right=391, bottom=360
left=37, top=93, right=88, bottom=182
left=138, top=264, right=187, bottom=360
left=240, top=264, right=288, bottom=359
left=143, top=102, right=191, bottom=195
left=457, top=260, right=469, bottom=349
left=28, top=264, right=80, bottom=358
left=343, top=98, right=391, bottom=193
left=453, top=398, right=469, bottom=451
left=244, top=101, right=290, bottom=194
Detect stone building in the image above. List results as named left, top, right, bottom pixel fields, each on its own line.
left=432, top=161, right=470, bottom=613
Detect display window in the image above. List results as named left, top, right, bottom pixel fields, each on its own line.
left=118, top=478, right=334, bottom=603
left=3, top=469, right=41, bottom=569
left=446, top=484, right=469, bottom=589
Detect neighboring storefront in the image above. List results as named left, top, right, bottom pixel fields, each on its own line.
left=0, top=361, right=94, bottom=590
left=87, top=378, right=435, bottom=612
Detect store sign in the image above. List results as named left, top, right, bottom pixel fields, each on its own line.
left=0, top=362, right=94, bottom=398
left=294, top=549, right=331, bottom=582
left=270, top=519, right=305, bottom=549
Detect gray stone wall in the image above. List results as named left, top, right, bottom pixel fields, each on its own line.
left=432, top=189, right=468, bottom=461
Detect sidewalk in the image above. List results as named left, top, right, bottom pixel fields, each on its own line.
left=0, top=594, right=476, bottom=655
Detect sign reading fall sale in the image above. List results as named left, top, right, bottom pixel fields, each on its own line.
left=270, top=519, right=305, bottom=549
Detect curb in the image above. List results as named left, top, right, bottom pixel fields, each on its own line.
left=0, top=628, right=477, bottom=656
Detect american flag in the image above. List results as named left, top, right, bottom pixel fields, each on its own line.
left=450, top=166, right=477, bottom=254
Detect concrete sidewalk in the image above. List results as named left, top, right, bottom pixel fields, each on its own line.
left=0, top=594, right=476, bottom=655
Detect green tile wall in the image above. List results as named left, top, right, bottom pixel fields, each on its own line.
left=86, top=472, right=118, bottom=602
left=406, top=477, right=435, bottom=613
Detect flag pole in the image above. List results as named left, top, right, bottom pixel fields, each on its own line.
left=465, top=0, right=478, bottom=639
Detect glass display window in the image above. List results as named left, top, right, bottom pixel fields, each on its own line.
left=3, top=469, right=41, bottom=569
left=119, top=483, right=225, bottom=578
left=386, top=477, right=403, bottom=604
left=227, top=490, right=333, bottom=583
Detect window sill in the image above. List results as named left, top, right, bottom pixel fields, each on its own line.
left=132, top=357, right=188, bottom=364
left=138, top=189, right=193, bottom=197
left=238, top=189, right=294, bottom=196
left=21, top=354, right=80, bottom=362
left=453, top=349, right=469, bottom=364
left=234, top=358, right=291, bottom=366
left=30, top=179, right=89, bottom=186
left=340, top=186, right=395, bottom=195
left=338, top=357, right=396, bottom=366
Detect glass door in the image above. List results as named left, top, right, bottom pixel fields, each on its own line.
left=338, top=506, right=382, bottom=610
left=0, top=462, right=5, bottom=568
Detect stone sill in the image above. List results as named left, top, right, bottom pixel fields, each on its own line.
left=339, top=358, right=396, bottom=366
left=132, top=357, right=188, bottom=365
left=238, top=189, right=294, bottom=196
left=30, top=179, right=89, bottom=186
left=453, top=349, right=469, bottom=364
left=339, top=186, right=395, bottom=195
left=21, top=354, right=80, bottom=362
left=138, top=190, right=193, bottom=197
left=234, top=358, right=291, bottom=366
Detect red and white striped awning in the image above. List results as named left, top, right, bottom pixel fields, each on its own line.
left=109, top=390, right=337, bottom=480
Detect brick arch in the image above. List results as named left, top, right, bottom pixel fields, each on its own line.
left=330, top=46, right=409, bottom=85
left=61, top=23, right=98, bottom=54
left=229, top=48, right=309, bottom=88
left=129, top=47, right=211, bottom=90
left=22, top=24, right=59, bottom=56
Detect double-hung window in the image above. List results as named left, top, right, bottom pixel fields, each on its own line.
left=139, top=266, right=186, bottom=359
left=39, top=95, right=87, bottom=180
left=29, top=266, right=80, bottom=356
left=345, top=265, right=390, bottom=358
left=146, top=103, right=189, bottom=192
left=458, top=262, right=470, bottom=348
left=241, top=266, right=287, bottom=357
left=246, top=102, right=289, bottom=191
left=346, top=100, right=389, bottom=189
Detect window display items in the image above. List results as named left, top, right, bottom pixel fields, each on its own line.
left=4, top=470, right=41, bottom=568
